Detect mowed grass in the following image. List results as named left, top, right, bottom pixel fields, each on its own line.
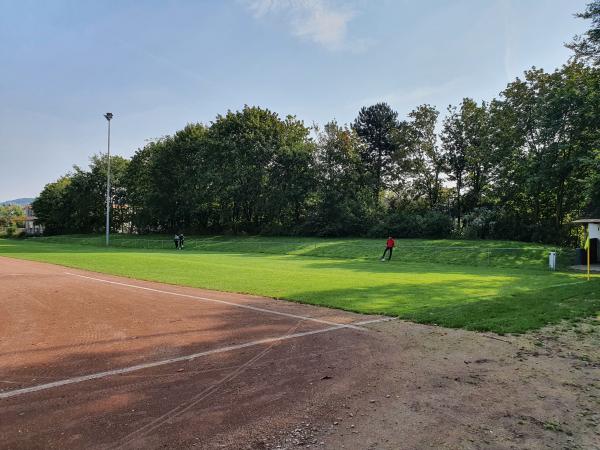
left=31, top=234, right=575, bottom=270
left=1, top=237, right=598, bottom=334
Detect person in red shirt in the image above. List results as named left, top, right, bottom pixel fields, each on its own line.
left=381, top=236, right=395, bottom=261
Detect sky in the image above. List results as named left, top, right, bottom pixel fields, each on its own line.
left=0, top=0, right=591, bottom=200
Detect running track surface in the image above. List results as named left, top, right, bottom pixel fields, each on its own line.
left=0, top=257, right=390, bottom=449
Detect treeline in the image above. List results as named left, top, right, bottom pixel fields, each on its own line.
left=33, top=62, right=600, bottom=243
left=35, top=0, right=600, bottom=246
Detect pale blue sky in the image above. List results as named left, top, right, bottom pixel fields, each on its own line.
left=0, top=0, right=590, bottom=199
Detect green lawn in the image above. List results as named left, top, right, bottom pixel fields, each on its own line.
left=1, top=237, right=598, bottom=334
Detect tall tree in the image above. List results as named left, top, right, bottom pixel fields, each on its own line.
left=149, top=124, right=208, bottom=232
left=441, top=102, right=467, bottom=228
left=489, top=63, right=600, bottom=241
left=567, top=0, right=600, bottom=66
left=400, top=104, right=444, bottom=209
left=69, top=154, right=130, bottom=233
left=125, top=140, right=164, bottom=232
left=32, top=177, right=72, bottom=235
left=462, top=101, right=492, bottom=211
left=352, top=103, right=399, bottom=201
left=441, top=98, right=490, bottom=228
left=205, top=106, right=313, bottom=233
left=308, top=121, right=370, bottom=235
left=583, top=149, right=600, bottom=216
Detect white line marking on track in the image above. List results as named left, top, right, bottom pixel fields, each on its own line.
left=64, top=272, right=365, bottom=331
left=0, top=317, right=392, bottom=400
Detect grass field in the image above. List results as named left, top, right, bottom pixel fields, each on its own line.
left=1, top=236, right=598, bottom=334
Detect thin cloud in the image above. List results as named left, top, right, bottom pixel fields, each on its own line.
left=244, top=0, right=361, bottom=51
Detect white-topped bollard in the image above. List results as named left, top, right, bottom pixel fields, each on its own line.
left=549, top=251, right=557, bottom=271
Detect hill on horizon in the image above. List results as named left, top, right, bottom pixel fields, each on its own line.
left=0, top=197, right=35, bottom=206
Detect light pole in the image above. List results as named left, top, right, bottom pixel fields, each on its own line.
left=104, top=112, right=113, bottom=246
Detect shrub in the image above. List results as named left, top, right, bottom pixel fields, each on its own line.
left=368, top=211, right=453, bottom=239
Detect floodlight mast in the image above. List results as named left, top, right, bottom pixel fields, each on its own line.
left=104, top=112, right=113, bottom=246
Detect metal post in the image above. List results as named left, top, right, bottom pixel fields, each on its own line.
left=104, top=113, right=113, bottom=246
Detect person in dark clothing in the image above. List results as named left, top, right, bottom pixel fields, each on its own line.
left=381, top=236, right=395, bottom=261
left=179, top=233, right=185, bottom=250
left=174, top=234, right=180, bottom=250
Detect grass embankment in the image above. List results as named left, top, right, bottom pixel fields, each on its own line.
left=30, top=234, right=575, bottom=270
left=0, top=236, right=597, bottom=334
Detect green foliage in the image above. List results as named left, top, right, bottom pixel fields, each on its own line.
left=32, top=177, right=72, bottom=234
left=31, top=64, right=600, bottom=245
left=304, top=121, right=372, bottom=236
left=399, top=105, right=444, bottom=208
left=368, top=211, right=453, bottom=239
left=0, top=204, right=25, bottom=228
left=33, top=155, right=130, bottom=235
left=583, top=149, right=600, bottom=216
left=352, top=102, right=400, bottom=200
left=489, top=63, right=600, bottom=243
left=441, top=98, right=489, bottom=228
left=125, top=123, right=208, bottom=232
left=567, top=0, right=600, bottom=66
left=205, top=107, right=313, bottom=233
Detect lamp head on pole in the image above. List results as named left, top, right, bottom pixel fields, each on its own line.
left=104, top=112, right=113, bottom=121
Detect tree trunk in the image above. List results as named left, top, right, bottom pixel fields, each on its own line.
left=456, top=177, right=462, bottom=229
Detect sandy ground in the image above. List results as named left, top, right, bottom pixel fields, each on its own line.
left=270, top=319, right=600, bottom=450
left=0, top=256, right=599, bottom=450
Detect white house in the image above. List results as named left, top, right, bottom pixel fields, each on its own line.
left=23, top=204, right=44, bottom=235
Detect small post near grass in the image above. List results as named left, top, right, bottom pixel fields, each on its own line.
left=585, top=234, right=590, bottom=281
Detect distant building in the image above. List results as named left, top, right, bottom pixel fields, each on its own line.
left=23, top=204, right=44, bottom=235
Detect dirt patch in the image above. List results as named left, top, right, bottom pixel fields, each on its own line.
left=1, top=256, right=599, bottom=450
left=271, top=319, right=600, bottom=450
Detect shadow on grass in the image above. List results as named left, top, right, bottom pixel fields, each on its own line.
left=2, top=239, right=597, bottom=334
left=286, top=280, right=600, bottom=334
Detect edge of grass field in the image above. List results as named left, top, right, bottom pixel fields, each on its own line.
left=1, top=238, right=598, bottom=335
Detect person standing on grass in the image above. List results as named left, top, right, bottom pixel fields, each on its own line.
left=179, top=233, right=185, bottom=250
left=174, top=233, right=180, bottom=250
left=381, top=236, right=395, bottom=261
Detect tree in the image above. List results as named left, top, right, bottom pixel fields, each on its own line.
left=567, top=0, right=600, bottom=66
left=262, top=117, right=315, bottom=231
left=462, top=101, right=493, bottom=211
left=399, top=104, right=444, bottom=209
left=307, top=121, right=371, bottom=235
left=486, top=63, right=600, bottom=242
left=32, top=155, right=130, bottom=235
left=441, top=98, right=490, bottom=229
left=150, top=124, right=208, bottom=232
left=32, top=177, right=72, bottom=234
left=352, top=103, right=399, bottom=201
left=0, top=204, right=25, bottom=228
left=67, top=154, right=130, bottom=233
left=125, top=140, right=164, bottom=232
left=583, top=149, right=600, bottom=216
left=205, top=106, right=313, bottom=233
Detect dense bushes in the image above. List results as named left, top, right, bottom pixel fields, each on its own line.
left=368, top=211, right=453, bottom=239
